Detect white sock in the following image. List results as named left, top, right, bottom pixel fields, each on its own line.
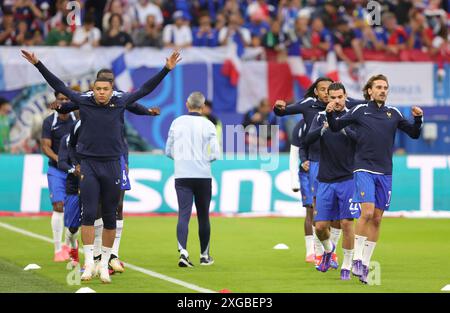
left=111, top=219, right=123, bottom=258
left=342, top=249, right=354, bottom=270
left=83, top=244, right=94, bottom=266
left=330, top=227, right=342, bottom=248
left=180, top=249, right=189, bottom=257
left=321, top=238, right=333, bottom=253
left=64, top=227, right=71, bottom=247
left=101, top=246, right=112, bottom=268
left=312, top=226, right=324, bottom=256
left=65, top=228, right=78, bottom=249
left=353, top=234, right=367, bottom=261
left=305, top=235, right=314, bottom=256
left=51, top=211, right=64, bottom=252
left=94, top=218, right=103, bottom=258
left=362, top=241, right=376, bottom=266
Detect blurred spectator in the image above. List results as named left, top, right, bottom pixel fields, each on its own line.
left=0, top=10, right=16, bottom=45
left=72, top=13, right=101, bottom=48
left=246, top=0, right=271, bottom=21
left=312, top=0, right=341, bottom=30
left=202, top=100, right=223, bottom=148
left=375, top=12, right=408, bottom=54
left=45, top=15, right=72, bottom=46
left=215, top=12, right=226, bottom=30
left=194, top=0, right=225, bottom=24
left=24, top=28, right=44, bottom=46
left=333, top=17, right=364, bottom=70
left=310, top=17, right=333, bottom=55
left=406, top=9, right=433, bottom=50
left=285, top=15, right=311, bottom=56
left=132, top=14, right=163, bottom=47
left=85, top=0, right=108, bottom=31
left=0, top=98, right=13, bottom=153
left=352, top=9, right=383, bottom=51
left=129, top=0, right=164, bottom=29
left=262, top=19, right=286, bottom=56
left=424, top=0, right=447, bottom=36
left=163, top=10, right=192, bottom=48
left=430, top=17, right=448, bottom=55
left=103, top=0, right=133, bottom=34
left=15, top=20, right=30, bottom=46
left=46, top=0, right=69, bottom=31
left=219, top=13, right=251, bottom=52
left=245, top=6, right=270, bottom=39
left=12, top=0, right=43, bottom=31
left=222, top=0, right=243, bottom=19
left=101, top=13, right=133, bottom=48
left=192, top=14, right=219, bottom=47
left=278, top=0, right=302, bottom=35
left=242, top=98, right=278, bottom=152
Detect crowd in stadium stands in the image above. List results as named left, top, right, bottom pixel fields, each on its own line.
left=0, top=0, right=448, bottom=63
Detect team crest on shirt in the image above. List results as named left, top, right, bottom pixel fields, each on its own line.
left=361, top=191, right=365, bottom=197
left=387, top=111, right=392, bottom=118
left=109, top=103, right=116, bottom=107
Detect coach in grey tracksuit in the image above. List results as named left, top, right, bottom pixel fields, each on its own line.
left=165, top=92, right=220, bottom=267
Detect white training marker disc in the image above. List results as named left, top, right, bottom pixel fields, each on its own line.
left=273, top=243, right=289, bottom=250
left=76, top=287, right=96, bottom=293
left=23, top=264, right=41, bottom=271
left=441, top=285, right=450, bottom=291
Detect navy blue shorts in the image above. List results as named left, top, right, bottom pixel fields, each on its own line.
left=79, top=159, right=121, bottom=229
left=120, top=155, right=131, bottom=191
left=309, top=161, right=319, bottom=197
left=299, top=171, right=313, bottom=207
left=64, top=194, right=81, bottom=228
left=47, top=166, right=67, bottom=203
left=315, top=179, right=361, bottom=222
left=352, top=171, right=392, bottom=210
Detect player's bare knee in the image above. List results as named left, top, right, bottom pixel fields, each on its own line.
left=372, top=215, right=382, bottom=228
left=340, top=219, right=353, bottom=231
left=315, top=222, right=328, bottom=233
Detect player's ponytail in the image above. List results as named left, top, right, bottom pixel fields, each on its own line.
left=304, top=77, right=334, bottom=99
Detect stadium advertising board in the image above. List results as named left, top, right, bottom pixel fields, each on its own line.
left=0, top=154, right=449, bottom=217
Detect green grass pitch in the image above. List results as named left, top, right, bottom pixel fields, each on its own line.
left=0, top=216, right=449, bottom=293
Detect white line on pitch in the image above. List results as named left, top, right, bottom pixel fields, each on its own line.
left=441, top=285, right=450, bottom=291
left=0, top=221, right=216, bottom=293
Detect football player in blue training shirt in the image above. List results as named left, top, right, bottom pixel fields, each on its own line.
left=41, top=91, right=77, bottom=262
left=22, top=49, right=181, bottom=283
left=51, top=68, right=160, bottom=274
left=326, top=74, right=423, bottom=284
left=289, top=119, right=315, bottom=263
left=274, top=77, right=362, bottom=267
left=305, top=82, right=360, bottom=280
left=58, top=128, right=81, bottom=266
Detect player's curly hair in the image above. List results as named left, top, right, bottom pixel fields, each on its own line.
left=362, top=74, right=389, bottom=100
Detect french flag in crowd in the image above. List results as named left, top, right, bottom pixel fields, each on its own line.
left=112, top=53, right=134, bottom=92
left=214, top=59, right=297, bottom=114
